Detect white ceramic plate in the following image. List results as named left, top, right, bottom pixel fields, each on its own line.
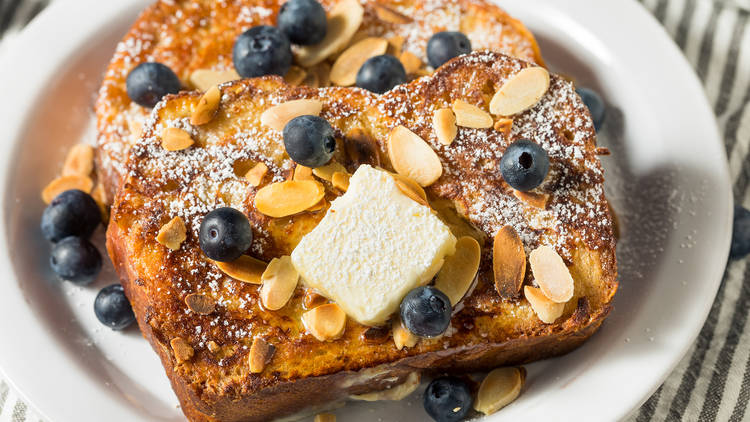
left=0, top=0, right=731, bottom=420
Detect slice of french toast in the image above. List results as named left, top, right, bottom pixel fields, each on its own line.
left=107, top=51, right=617, bottom=422
left=94, top=0, right=544, bottom=203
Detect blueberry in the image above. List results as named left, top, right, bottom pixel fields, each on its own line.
left=400, top=286, right=451, bottom=338
left=576, top=87, right=606, bottom=131
left=199, top=207, right=253, bottom=262
left=426, top=31, right=471, bottom=69
left=500, top=139, right=550, bottom=192
left=233, top=26, right=292, bottom=78
left=41, top=189, right=101, bottom=243
left=126, top=62, right=181, bottom=108
left=50, top=237, right=102, bottom=285
left=423, top=377, right=473, bottom=422
left=94, top=284, right=136, bottom=331
left=283, top=115, right=336, bottom=168
left=731, top=205, right=750, bottom=259
left=277, top=0, right=327, bottom=45
left=355, top=55, right=407, bottom=94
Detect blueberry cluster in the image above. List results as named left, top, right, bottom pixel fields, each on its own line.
left=41, top=189, right=135, bottom=330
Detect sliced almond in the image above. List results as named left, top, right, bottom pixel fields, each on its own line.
left=435, top=236, right=480, bottom=306
left=373, top=4, right=412, bottom=24
left=474, top=367, right=524, bottom=415
left=494, top=118, right=513, bottom=136
left=161, top=127, right=194, bottom=151
left=395, top=180, right=429, bottom=207
left=399, top=51, right=422, bottom=74
left=307, top=198, right=328, bottom=212
left=245, top=162, right=269, bottom=187
left=433, top=108, right=457, bottom=145
left=249, top=337, right=275, bottom=373
left=524, top=285, right=564, bottom=323
left=493, top=225, right=526, bottom=299
left=330, top=37, right=388, bottom=86
left=332, top=171, right=350, bottom=192
left=490, top=67, right=550, bottom=116
left=215, top=255, right=268, bottom=284
left=414, top=68, right=432, bottom=77
left=284, top=66, right=308, bottom=86
left=62, top=144, right=94, bottom=177
left=41, top=175, right=94, bottom=204
left=352, top=372, right=421, bottom=401
left=189, top=69, right=240, bottom=91
left=303, top=290, right=328, bottom=309
left=156, top=216, right=187, bottom=250
left=255, top=180, right=325, bottom=218
left=387, top=125, right=443, bottom=187
left=260, top=99, right=323, bottom=132
left=314, top=414, right=336, bottom=422
left=294, top=0, right=364, bottom=67
left=127, top=117, right=144, bottom=139
left=392, top=316, right=418, bottom=350
left=170, top=338, right=194, bottom=363
left=391, top=173, right=427, bottom=202
left=185, top=293, right=215, bottom=315
left=513, top=190, right=549, bottom=209
left=190, top=85, right=221, bottom=126
left=452, top=100, right=493, bottom=129
left=260, top=256, right=299, bottom=311
left=92, top=183, right=109, bottom=221
left=529, top=245, right=574, bottom=303
left=302, top=303, right=346, bottom=341
left=207, top=341, right=220, bottom=353
left=387, top=36, right=405, bottom=55
left=312, top=62, right=332, bottom=87
left=312, top=161, right=346, bottom=181
left=294, top=165, right=314, bottom=181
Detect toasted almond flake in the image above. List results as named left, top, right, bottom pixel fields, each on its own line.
left=302, top=303, right=346, bottom=341
left=332, top=171, right=350, bottom=192
left=245, top=162, right=269, bottom=187
left=260, top=256, right=299, bottom=311
left=415, top=68, right=432, bottom=77
left=303, top=290, right=328, bottom=309
left=312, top=161, right=346, bottom=181
left=399, top=51, right=422, bottom=74
left=249, top=337, right=275, bottom=373
left=387, top=125, right=442, bottom=187
left=255, top=180, right=325, bottom=217
left=432, top=108, right=457, bottom=145
left=207, top=341, right=220, bottom=353
left=395, top=180, right=429, bottom=207
left=189, top=69, right=240, bottom=91
left=373, top=4, right=412, bottom=24
left=493, top=225, right=526, bottom=299
left=387, top=36, right=405, bottom=55
left=41, top=175, right=94, bottom=204
left=451, top=100, right=493, bottom=129
left=170, top=338, right=194, bottom=363
left=361, top=326, right=390, bottom=344
left=391, top=173, right=427, bottom=201
left=294, top=0, right=364, bottom=67
left=284, top=66, right=308, bottom=86
left=352, top=372, right=421, bottom=401
left=307, top=198, right=328, bottom=212
left=490, top=67, right=550, bottom=116
left=435, top=236, right=480, bottom=306
left=474, top=367, right=524, bottom=415
left=392, top=316, right=418, bottom=350
left=494, top=118, right=513, bottom=136
left=513, top=190, right=549, bottom=209
left=156, top=216, right=187, bottom=250
left=314, top=414, right=336, bottom=422
left=311, top=62, right=332, bottom=87
left=260, top=99, right=323, bottom=132
left=62, top=144, right=94, bottom=177
left=184, top=293, right=215, bottom=315
left=161, top=127, right=194, bottom=151
left=529, top=245, right=574, bottom=303
left=330, top=37, right=388, bottom=86
left=293, top=165, right=314, bottom=181
left=190, top=85, right=221, bottom=126
left=92, top=183, right=109, bottom=221
left=215, top=255, right=267, bottom=284
left=524, top=285, right=564, bottom=323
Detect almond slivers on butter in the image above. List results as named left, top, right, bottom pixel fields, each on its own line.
left=435, top=236, right=481, bottom=306
left=387, top=125, right=443, bottom=187
left=190, top=85, right=221, bottom=126
left=156, top=216, right=187, bottom=250
left=524, top=285, right=564, bottom=323
left=42, top=175, right=94, bottom=204
left=255, top=180, right=325, bottom=217
left=161, top=127, right=194, bottom=151
left=62, top=144, right=94, bottom=177
left=302, top=303, right=346, bottom=341
left=528, top=245, right=574, bottom=303
left=294, top=0, right=364, bottom=67
left=260, top=256, right=299, bottom=311
left=330, top=37, right=388, bottom=86
left=452, top=100, right=493, bottom=129
left=474, top=367, right=525, bottom=415
left=490, top=67, right=550, bottom=116
left=215, top=255, right=268, bottom=284
left=493, top=225, right=526, bottom=298
left=433, top=108, right=457, bottom=145
left=260, top=99, right=323, bottom=132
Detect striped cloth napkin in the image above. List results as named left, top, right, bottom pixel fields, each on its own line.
left=1, top=0, right=749, bottom=421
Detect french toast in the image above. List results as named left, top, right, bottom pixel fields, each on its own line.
left=107, top=51, right=617, bottom=421
left=94, top=0, right=544, bottom=203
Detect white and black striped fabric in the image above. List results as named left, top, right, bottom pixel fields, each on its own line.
left=0, top=0, right=748, bottom=420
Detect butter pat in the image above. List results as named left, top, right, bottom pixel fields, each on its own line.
left=291, top=165, right=457, bottom=325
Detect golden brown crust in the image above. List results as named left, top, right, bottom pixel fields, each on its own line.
left=108, top=51, right=617, bottom=421
left=94, top=0, right=544, bottom=201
